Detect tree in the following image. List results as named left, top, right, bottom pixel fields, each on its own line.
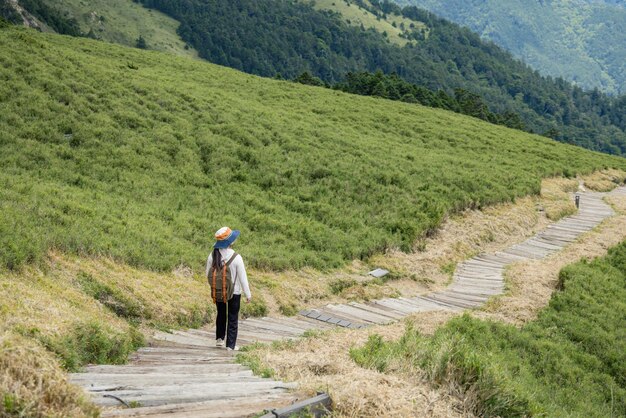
left=293, top=71, right=325, bottom=87
left=136, top=35, right=147, bottom=49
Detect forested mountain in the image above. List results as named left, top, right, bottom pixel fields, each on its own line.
left=394, top=0, right=626, bottom=95
left=4, top=0, right=626, bottom=156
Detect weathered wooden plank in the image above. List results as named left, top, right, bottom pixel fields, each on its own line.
left=263, top=317, right=322, bottom=331
left=410, top=296, right=459, bottom=311
left=372, top=299, right=420, bottom=314
left=91, top=383, right=295, bottom=408
left=102, top=394, right=297, bottom=417
left=324, top=304, right=391, bottom=325
left=440, top=291, right=489, bottom=304
left=80, top=364, right=247, bottom=375
left=261, top=393, right=331, bottom=418
left=425, top=294, right=481, bottom=309
left=71, top=371, right=254, bottom=385
left=311, top=307, right=364, bottom=325
left=364, top=300, right=409, bottom=317
left=348, top=302, right=405, bottom=320
left=241, top=319, right=307, bottom=336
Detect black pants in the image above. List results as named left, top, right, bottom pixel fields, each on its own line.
left=215, top=294, right=241, bottom=349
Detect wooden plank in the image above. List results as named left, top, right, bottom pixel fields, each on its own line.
left=425, top=294, right=481, bottom=309
left=241, top=319, right=307, bottom=336
left=364, top=300, right=409, bottom=317
left=262, top=393, right=331, bottom=418
left=311, top=307, right=364, bottom=325
left=263, top=317, right=323, bottom=331
left=440, top=291, right=489, bottom=304
left=414, top=296, right=463, bottom=311
left=71, top=371, right=255, bottom=385
left=348, top=302, right=405, bottom=320
left=91, top=384, right=295, bottom=408
left=80, top=364, right=248, bottom=375
left=324, top=304, right=392, bottom=325
left=407, top=296, right=456, bottom=311
left=372, top=299, right=420, bottom=314
left=102, top=394, right=297, bottom=417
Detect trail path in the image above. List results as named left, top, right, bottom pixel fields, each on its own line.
left=72, top=187, right=625, bottom=417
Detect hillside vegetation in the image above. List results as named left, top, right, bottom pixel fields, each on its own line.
left=135, top=0, right=626, bottom=155
left=311, top=0, right=427, bottom=46
left=352, top=239, right=626, bottom=416
left=396, top=0, right=626, bottom=95
left=0, top=0, right=196, bottom=58
left=1, top=25, right=625, bottom=273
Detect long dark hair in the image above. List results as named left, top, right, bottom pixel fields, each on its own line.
left=211, top=248, right=223, bottom=269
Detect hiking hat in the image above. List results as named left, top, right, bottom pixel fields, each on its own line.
left=213, top=226, right=240, bottom=249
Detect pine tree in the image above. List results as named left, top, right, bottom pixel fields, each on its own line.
left=136, top=35, right=147, bottom=49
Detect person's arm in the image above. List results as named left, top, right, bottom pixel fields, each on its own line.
left=237, top=256, right=252, bottom=301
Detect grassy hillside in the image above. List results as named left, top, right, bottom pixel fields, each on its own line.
left=352, top=239, right=626, bottom=416
left=133, top=0, right=626, bottom=155
left=310, top=0, right=427, bottom=46
left=1, top=25, right=625, bottom=273
left=39, top=0, right=196, bottom=58
left=396, top=0, right=626, bottom=95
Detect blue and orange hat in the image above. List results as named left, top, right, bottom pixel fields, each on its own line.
left=213, top=226, right=240, bottom=249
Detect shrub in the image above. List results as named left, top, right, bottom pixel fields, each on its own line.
left=241, top=296, right=268, bottom=318
left=329, top=278, right=358, bottom=295
left=32, top=321, right=145, bottom=372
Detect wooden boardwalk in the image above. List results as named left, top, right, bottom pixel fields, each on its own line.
left=72, top=187, right=625, bottom=417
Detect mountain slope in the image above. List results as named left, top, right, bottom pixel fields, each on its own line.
left=134, top=0, right=626, bottom=156
left=395, top=0, right=626, bottom=95
left=310, top=0, right=428, bottom=46
left=0, top=0, right=197, bottom=58
left=1, top=24, right=624, bottom=273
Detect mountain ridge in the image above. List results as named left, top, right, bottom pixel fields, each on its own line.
left=395, top=0, right=626, bottom=95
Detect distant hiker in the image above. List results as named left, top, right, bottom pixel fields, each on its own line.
left=206, top=227, right=252, bottom=351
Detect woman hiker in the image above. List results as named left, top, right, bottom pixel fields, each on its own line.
left=205, top=227, right=252, bottom=351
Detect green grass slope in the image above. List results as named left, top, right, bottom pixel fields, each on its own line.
left=0, top=25, right=624, bottom=272
left=352, top=239, right=626, bottom=416
left=310, top=0, right=427, bottom=46
left=43, top=0, right=197, bottom=59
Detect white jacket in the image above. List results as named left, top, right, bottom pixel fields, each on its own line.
left=205, top=248, right=251, bottom=299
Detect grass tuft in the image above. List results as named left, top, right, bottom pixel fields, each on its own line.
left=0, top=332, right=99, bottom=417
left=22, top=321, right=145, bottom=372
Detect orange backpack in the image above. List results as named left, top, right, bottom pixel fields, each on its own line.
left=207, top=252, right=239, bottom=304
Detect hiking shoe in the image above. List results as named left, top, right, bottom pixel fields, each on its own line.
left=226, top=346, right=240, bottom=351
left=215, top=339, right=225, bottom=347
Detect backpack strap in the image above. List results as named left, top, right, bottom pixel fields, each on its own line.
left=226, top=252, right=239, bottom=266
left=226, top=253, right=239, bottom=298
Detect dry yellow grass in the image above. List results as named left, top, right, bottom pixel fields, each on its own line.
left=583, top=168, right=626, bottom=192
left=251, top=313, right=465, bottom=417
left=0, top=332, right=98, bottom=417
left=0, top=253, right=213, bottom=340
